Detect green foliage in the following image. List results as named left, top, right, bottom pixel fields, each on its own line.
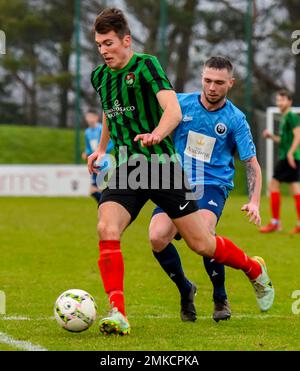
left=0, top=125, right=85, bottom=164
left=0, top=0, right=299, bottom=126
left=0, top=0, right=77, bottom=127
left=38, top=72, right=73, bottom=90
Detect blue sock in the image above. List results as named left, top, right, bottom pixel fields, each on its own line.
left=91, top=191, right=101, bottom=203
left=153, top=243, right=192, bottom=299
left=203, top=257, right=227, bottom=302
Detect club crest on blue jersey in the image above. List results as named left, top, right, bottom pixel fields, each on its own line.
left=215, top=123, right=227, bottom=136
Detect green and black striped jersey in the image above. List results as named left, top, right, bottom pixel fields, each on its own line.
left=91, top=53, right=177, bottom=165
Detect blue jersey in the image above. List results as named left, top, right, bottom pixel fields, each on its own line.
left=173, top=93, right=256, bottom=194
left=85, top=123, right=114, bottom=156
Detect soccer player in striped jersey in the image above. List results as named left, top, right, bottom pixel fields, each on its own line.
left=260, top=90, right=300, bottom=234
left=88, top=7, right=274, bottom=336
left=149, top=56, right=260, bottom=322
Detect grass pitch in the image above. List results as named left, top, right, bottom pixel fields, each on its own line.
left=0, top=195, right=300, bottom=351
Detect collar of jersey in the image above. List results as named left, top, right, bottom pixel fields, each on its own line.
left=106, top=53, right=138, bottom=75
left=198, top=94, right=227, bottom=112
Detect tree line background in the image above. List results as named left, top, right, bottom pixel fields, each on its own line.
left=0, top=0, right=299, bottom=129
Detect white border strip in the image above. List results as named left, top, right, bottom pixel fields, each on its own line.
left=0, top=332, right=47, bottom=351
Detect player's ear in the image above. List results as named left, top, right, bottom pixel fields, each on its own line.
left=229, top=77, right=235, bottom=88
left=201, top=72, right=204, bottom=85
left=122, top=34, right=131, bottom=48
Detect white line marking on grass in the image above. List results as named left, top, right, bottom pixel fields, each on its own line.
left=136, top=314, right=296, bottom=320
left=0, top=332, right=47, bottom=351
left=2, top=316, right=31, bottom=320
left=1, top=315, right=54, bottom=321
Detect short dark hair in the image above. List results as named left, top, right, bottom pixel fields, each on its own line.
left=204, top=56, right=234, bottom=74
left=277, top=89, right=293, bottom=101
left=94, top=8, right=131, bottom=38
left=85, top=109, right=99, bottom=116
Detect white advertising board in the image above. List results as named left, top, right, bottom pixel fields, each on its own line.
left=0, top=165, right=90, bottom=196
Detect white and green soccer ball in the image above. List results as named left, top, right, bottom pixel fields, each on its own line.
left=54, top=289, right=97, bottom=332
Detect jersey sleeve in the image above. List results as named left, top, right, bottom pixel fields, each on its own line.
left=141, top=56, right=173, bottom=94
left=91, top=65, right=105, bottom=92
left=85, top=130, right=92, bottom=155
left=234, top=116, right=256, bottom=161
left=91, top=69, right=99, bottom=92
left=288, top=112, right=300, bottom=129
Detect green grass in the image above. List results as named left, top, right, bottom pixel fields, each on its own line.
left=0, top=125, right=85, bottom=164
left=0, top=195, right=300, bottom=351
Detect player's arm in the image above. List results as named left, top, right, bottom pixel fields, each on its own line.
left=88, top=113, right=111, bottom=174
left=82, top=131, right=90, bottom=161
left=134, top=90, right=182, bottom=147
left=152, top=90, right=182, bottom=139
left=287, top=126, right=300, bottom=169
left=98, top=113, right=111, bottom=153
left=241, top=156, right=262, bottom=225
left=262, top=129, right=280, bottom=143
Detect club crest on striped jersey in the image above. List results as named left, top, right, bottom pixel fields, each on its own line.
left=125, top=73, right=135, bottom=86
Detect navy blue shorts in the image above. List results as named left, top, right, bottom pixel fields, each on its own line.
left=99, top=162, right=199, bottom=222
left=152, top=185, right=227, bottom=221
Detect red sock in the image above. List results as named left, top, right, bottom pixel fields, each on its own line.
left=213, top=236, right=262, bottom=280
left=294, top=194, right=300, bottom=221
left=98, top=240, right=125, bottom=316
left=270, top=191, right=281, bottom=221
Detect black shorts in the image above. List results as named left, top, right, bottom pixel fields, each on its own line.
left=273, top=159, right=300, bottom=183
left=99, top=161, right=199, bottom=222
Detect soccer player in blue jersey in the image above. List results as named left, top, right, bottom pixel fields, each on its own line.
left=82, top=109, right=114, bottom=203
left=149, top=56, right=262, bottom=322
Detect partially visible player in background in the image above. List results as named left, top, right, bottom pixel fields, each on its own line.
left=82, top=109, right=114, bottom=203
left=149, top=56, right=261, bottom=322
left=260, top=90, right=300, bottom=234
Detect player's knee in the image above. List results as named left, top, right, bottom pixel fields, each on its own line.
left=149, top=228, right=171, bottom=252
left=269, top=179, right=280, bottom=192
left=202, top=220, right=214, bottom=235
left=97, top=221, right=121, bottom=240
left=187, top=237, right=211, bottom=256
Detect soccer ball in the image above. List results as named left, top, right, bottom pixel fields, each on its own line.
left=54, top=289, right=97, bottom=332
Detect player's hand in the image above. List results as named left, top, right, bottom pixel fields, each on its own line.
left=134, top=132, right=162, bottom=147
left=87, top=151, right=104, bottom=174
left=287, top=151, right=297, bottom=169
left=241, top=202, right=261, bottom=225
left=262, top=129, right=272, bottom=139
